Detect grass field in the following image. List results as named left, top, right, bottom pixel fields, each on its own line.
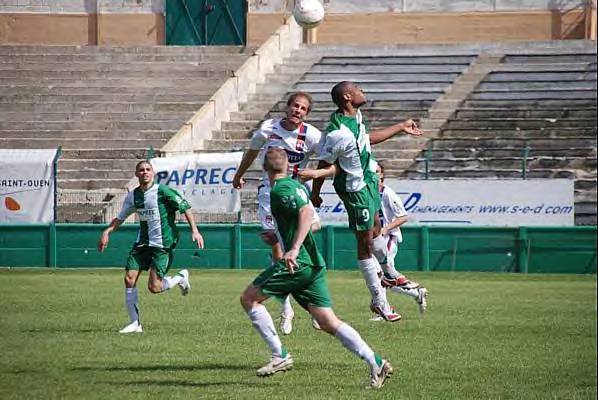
left=0, top=268, right=595, bottom=400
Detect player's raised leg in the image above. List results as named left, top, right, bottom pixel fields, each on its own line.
left=309, top=305, right=393, bottom=389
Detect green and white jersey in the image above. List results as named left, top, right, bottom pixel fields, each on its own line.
left=270, top=177, right=326, bottom=268
left=318, top=109, right=378, bottom=194
left=117, top=183, right=191, bottom=249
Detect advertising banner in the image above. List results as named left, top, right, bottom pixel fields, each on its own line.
left=317, top=179, right=575, bottom=227
left=150, top=152, right=243, bottom=212
left=0, top=149, right=57, bottom=223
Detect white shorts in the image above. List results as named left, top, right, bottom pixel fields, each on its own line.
left=384, top=235, right=399, bottom=268
left=257, top=184, right=320, bottom=231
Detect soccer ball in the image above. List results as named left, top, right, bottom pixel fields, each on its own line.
left=293, top=0, right=325, bottom=29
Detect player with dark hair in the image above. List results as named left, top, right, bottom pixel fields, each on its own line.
left=98, top=160, right=203, bottom=333
left=300, top=81, right=423, bottom=321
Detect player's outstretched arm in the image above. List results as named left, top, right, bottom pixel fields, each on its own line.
left=97, top=218, right=123, bottom=252
left=299, top=161, right=336, bottom=207
left=232, top=149, right=260, bottom=189
left=183, top=209, right=204, bottom=249
left=370, top=119, right=424, bottom=145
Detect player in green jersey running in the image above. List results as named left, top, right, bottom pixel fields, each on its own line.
left=98, top=160, right=204, bottom=334
left=240, top=148, right=393, bottom=389
left=300, top=81, right=423, bottom=322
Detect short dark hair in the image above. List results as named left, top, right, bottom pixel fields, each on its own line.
left=377, top=161, right=385, bottom=173
left=135, top=160, right=153, bottom=171
left=287, top=91, right=313, bottom=113
left=330, top=81, right=354, bottom=107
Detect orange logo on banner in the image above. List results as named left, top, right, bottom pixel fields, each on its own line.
left=5, top=197, right=21, bottom=211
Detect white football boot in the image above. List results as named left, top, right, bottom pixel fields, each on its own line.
left=370, top=359, right=394, bottom=389
left=119, top=320, right=142, bottom=334
left=256, top=354, right=294, bottom=376
left=177, top=269, right=190, bottom=296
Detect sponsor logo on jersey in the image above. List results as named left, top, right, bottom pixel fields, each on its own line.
left=284, top=150, right=306, bottom=164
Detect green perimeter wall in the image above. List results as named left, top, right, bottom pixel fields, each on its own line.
left=0, top=224, right=595, bottom=274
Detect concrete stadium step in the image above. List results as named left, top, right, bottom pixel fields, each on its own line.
left=319, top=55, right=476, bottom=64
left=0, top=112, right=194, bottom=122
left=310, top=64, right=468, bottom=73
left=61, top=148, right=152, bottom=159
left=0, top=138, right=167, bottom=149
left=301, top=72, right=460, bottom=82
left=462, top=99, right=597, bottom=108
left=431, top=137, right=597, bottom=148
left=469, top=89, right=596, bottom=100
left=0, top=45, right=253, bottom=55
left=0, top=118, right=185, bottom=130
left=428, top=147, right=596, bottom=158
left=493, top=63, right=594, bottom=72
left=443, top=118, right=596, bottom=129
left=414, top=157, right=596, bottom=170
left=0, top=53, right=252, bottom=63
left=0, top=69, right=234, bottom=79
left=0, top=77, right=226, bottom=88
left=0, top=102, right=202, bottom=113
left=453, top=108, right=596, bottom=119
left=439, top=128, right=597, bottom=138
left=477, top=81, right=597, bottom=90
left=58, top=178, right=131, bottom=190
left=0, top=61, right=247, bottom=72
left=253, top=100, right=433, bottom=112
left=402, top=168, right=585, bottom=180
left=0, top=129, right=171, bottom=139
left=0, top=83, right=224, bottom=95
left=261, top=109, right=429, bottom=121
left=294, top=81, right=451, bottom=91
left=58, top=158, right=139, bottom=170
left=0, top=93, right=211, bottom=103
left=486, top=71, right=598, bottom=81
left=503, top=54, right=597, bottom=63
left=276, top=91, right=443, bottom=102
left=58, top=168, right=134, bottom=180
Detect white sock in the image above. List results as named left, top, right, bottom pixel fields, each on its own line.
left=358, top=257, right=390, bottom=312
left=390, top=286, right=420, bottom=299
left=248, top=304, right=284, bottom=358
left=125, top=287, right=139, bottom=323
left=160, top=274, right=183, bottom=292
left=281, top=295, right=294, bottom=317
left=335, top=323, right=377, bottom=369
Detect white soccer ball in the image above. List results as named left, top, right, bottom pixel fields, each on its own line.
left=293, top=0, right=325, bottom=29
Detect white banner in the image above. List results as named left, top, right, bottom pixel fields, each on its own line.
left=317, top=179, right=575, bottom=227
left=0, top=149, right=57, bottom=223
left=151, top=152, right=243, bottom=212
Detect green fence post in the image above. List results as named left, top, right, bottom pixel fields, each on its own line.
left=233, top=223, right=242, bottom=269
left=518, top=227, right=529, bottom=273
left=48, top=223, right=57, bottom=268
left=325, top=225, right=335, bottom=270
left=421, top=226, right=430, bottom=272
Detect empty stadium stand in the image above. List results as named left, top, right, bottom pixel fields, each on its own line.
left=0, top=45, right=255, bottom=222
left=407, top=47, right=597, bottom=225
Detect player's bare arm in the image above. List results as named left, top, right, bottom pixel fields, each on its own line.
left=300, top=160, right=336, bottom=207
left=183, top=209, right=204, bottom=249
left=381, top=215, right=408, bottom=236
left=369, top=119, right=424, bottom=145
left=282, top=204, right=314, bottom=274
left=97, top=217, right=123, bottom=252
left=232, top=148, right=261, bottom=189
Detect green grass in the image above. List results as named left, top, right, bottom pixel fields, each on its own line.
left=0, top=269, right=595, bottom=400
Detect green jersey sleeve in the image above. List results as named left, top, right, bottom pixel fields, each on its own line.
left=159, top=184, right=191, bottom=213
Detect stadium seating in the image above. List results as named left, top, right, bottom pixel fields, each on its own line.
left=407, top=48, right=597, bottom=224
left=0, top=45, right=255, bottom=222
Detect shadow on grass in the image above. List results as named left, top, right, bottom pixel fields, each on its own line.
left=97, top=380, right=267, bottom=388
left=73, top=362, right=248, bottom=372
